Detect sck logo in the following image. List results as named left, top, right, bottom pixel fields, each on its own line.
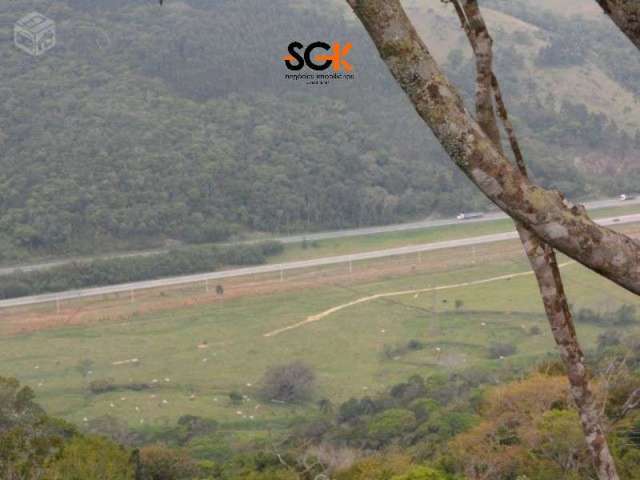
left=282, top=41, right=353, bottom=72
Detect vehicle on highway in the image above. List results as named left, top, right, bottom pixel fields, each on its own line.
left=456, top=212, right=485, bottom=220
left=620, top=194, right=637, bottom=201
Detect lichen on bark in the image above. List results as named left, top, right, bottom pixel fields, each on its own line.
left=346, top=0, right=640, bottom=295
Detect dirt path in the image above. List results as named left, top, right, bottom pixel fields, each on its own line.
left=263, top=261, right=575, bottom=337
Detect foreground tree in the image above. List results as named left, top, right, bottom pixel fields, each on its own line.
left=447, top=0, right=618, bottom=477
left=345, top=0, right=640, bottom=296
left=343, top=1, right=640, bottom=477
left=596, top=0, right=640, bottom=49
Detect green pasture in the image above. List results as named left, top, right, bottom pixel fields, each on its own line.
left=1, top=251, right=637, bottom=437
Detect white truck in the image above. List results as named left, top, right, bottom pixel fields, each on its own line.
left=456, top=212, right=484, bottom=220
left=620, top=194, right=636, bottom=201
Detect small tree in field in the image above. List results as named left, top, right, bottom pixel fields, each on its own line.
left=259, top=361, right=316, bottom=403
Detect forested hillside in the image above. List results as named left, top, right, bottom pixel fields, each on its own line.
left=1, top=0, right=639, bottom=261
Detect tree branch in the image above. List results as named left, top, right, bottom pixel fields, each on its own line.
left=451, top=2, right=619, bottom=477
left=596, top=0, right=640, bottom=49
left=346, top=0, right=640, bottom=295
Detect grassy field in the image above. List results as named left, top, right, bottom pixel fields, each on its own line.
left=1, top=245, right=637, bottom=437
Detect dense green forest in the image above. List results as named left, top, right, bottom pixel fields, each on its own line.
left=1, top=0, right=639, bottom=262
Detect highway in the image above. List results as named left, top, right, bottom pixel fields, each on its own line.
left=1, top=197, right=638, bottom=278
left=1, top=212, right=638, bottom=310
left=275, top=197, right=640, bottom=243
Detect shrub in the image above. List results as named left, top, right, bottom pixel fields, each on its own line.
left=259, top=240, right=284, bottom=256
left=390, top=375, right=426, bottom=402
left=75, top=359, right=94, bottom=378
left=89, top=378, right=116, bottom=395
left=139, top=444, right=198, bottom=480
left=335, top=454, right=413, bottom=480
left=259, top=361, right=315, bottom=403
left=409, top=398, right=439, bottom=422
left=575, top=305, right=638, bottom=326
left=337, top=397, right=379, bottom=423
left=45, top=436, right=134, bottom=480
left=176, top=415, right=218, bottom=443
left=488, top=343, right=517, bottom=359
left=85, top=415, right=139, bottom=446
left=391, top=466, right=451, bottom=480
left=229, top=391, right=243, bottom=405
left=597, top=330, right=621, bottom=350
left=367, top=409, right=416, bottom=442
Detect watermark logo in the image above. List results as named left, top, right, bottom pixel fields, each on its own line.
left=282, top=41, right=354, bottom=85
left=14, top=12, right=56, bottom=57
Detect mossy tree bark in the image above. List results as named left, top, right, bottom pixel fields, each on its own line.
left=597, top=0, right=640, bottom=50
left=345, top=0, right=640, bottom=296
left=450, top=2, right=619, bottom=477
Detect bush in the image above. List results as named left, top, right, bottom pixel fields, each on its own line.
left=89, top=378, right=116, bottom=395
left=575, top=305, right=638, bottom=326
left=259, top=361, right=315, bottom=403
left=390, top=375, right=426, bottom=402
left=229, top=391, right=243, bottom=405
left=367, top=409, right=416, bottom=442
left=259, top=240, right=285, bottom=256
left=85, top=415, right=138, bottom=446
left=598, top=330, right=621, bottom=350
left=335, top=454, right=413, bottom=480
left=391, top=466, right=451, bottom=480
left=409, top=398, right=439, bottom=422
left=529, top=326, right=542, bottom=336
left=175, top=415, right=218, bottom=444
left=338, top=397, right=377, bottom=423
left=488, top=343, right=517, bottom=359
left=45, top=436, right=134, bottom=480
left=139, top=444, right=199, bottom=480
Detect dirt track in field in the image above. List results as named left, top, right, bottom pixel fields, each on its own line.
left=263, top=262, right=575, bottom=337
left=3, top=223, right=638, bottom=337
left=0, top=241, right=527, bottom=336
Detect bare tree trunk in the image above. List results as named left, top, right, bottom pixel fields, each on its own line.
left=596, top=0, right=640, bottom=49
left=345, top=0, right=640, bottom=295
left=450, top=2, right=619, bottom=477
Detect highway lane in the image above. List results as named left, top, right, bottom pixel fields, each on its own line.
left=1, top=212, right=638, bottom=310
left=1, top=197, right=638, bottom=277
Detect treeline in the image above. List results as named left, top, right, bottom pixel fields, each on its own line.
left=0, top=241, right=283, bottom=299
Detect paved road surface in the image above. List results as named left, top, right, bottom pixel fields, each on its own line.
left=1, top=197, right=638, bottom=277
left=1, top=213, right=638, bottom=310
left=276, top=197, right=640, bottom=244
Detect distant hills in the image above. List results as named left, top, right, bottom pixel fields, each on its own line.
left=0, top=0, right=638, bottom=261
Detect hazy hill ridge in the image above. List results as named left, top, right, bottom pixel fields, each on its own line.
left=0, top=0, right=638, bottom=261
